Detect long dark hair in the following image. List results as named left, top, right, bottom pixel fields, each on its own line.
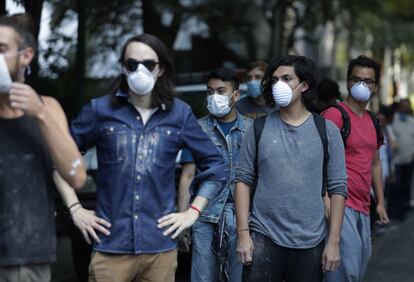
left=110, top=34, right=176, bottom=108
left=261, top=55, right=319, bottom=108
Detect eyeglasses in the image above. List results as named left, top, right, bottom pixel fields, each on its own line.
left=348, top=76, right=376, bottom=86
left=124, top=58, right=159, bottom=72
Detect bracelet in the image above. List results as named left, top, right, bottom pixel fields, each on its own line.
left=68, top=202, right=80, bottom=210
left=190, top=205, right=201, bottom=215
left=70, top=205, right=82, bottom=216
left=238, top=228, right=249, bottom=233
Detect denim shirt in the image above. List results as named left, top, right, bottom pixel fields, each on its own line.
left=182, top=112, right=252, bottom=223
left=70, top=93, right=226, bottom=254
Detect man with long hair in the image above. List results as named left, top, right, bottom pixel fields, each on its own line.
left=56, top=34, right=226, bottom=282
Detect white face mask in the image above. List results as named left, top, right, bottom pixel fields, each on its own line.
left=207, top=94, right=233, bottom=117
left=0, top=54, right=12, bottom=94
left=272, top=80, right=302, bottom=107
left=125, top=64, right=155, bottom=96
left=350, top=82, right=371, bottom=102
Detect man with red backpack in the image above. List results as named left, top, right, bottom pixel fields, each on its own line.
left=323, top=55, right=389, bottom=282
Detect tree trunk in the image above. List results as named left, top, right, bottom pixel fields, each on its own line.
left=141, top=0, right=182, bottom=49
left=23, top=0, right=43, bottom=40
left=0, top=0, right=6, bottom=16
left=345, top=20, right=355, bottom=64
left=268, top=0, right=288, bottom=58
left=390, top=50, right=398, bottom=99
left=330, top=21, right=338, bottom=80
left=23, top=0, right=44, bottom=81
left=75, top=0, right=86, bottom=113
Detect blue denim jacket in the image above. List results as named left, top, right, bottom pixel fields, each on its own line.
left=70, top=93, right=226, bottom=254
left=181, top=113, right=252, bottom=223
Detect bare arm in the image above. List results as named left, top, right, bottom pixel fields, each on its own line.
left=9, top=82, right=86, bottom=188
left=235, top=182, right=254, bottom=265
left=177, top=163, right=196, bottom=212
left=322, top=194, right=345, bottom=272
left=39, top=97, right=87, bottom=188
left=53, top=171, right=111, bottom=244
left=53, top=171, right=84, bottom=209
left=372, top=151, right=389, bottom=224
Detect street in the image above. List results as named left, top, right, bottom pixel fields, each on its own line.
left=364, top=212, right=414, bottom=282
left=51, top=211, right=414, bottom=282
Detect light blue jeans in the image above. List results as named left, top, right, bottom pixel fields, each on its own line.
left=325, top=207, right=371, bottom=282
left=191, top=203, right=242, bottom=282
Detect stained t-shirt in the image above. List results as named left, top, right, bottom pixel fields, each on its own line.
left=235, top=112, right=347, bottom=248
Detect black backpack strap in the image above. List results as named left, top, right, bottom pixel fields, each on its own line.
left=312, top=113, right=329, bottom=197
left=253, top=116, right=266, bottom=179
left=367, top=110, right=384, bottom=148
left=330, top=104, right=351, bottom=146
left=251, top=115, right=266, bottom=205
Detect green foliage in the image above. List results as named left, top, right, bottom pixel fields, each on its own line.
left=43, top=0, right=142, bottom=77
left=13, top=0, right=414, bottom=91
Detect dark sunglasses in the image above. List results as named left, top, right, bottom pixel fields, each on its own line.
left=124, top=58, right=159, bottom=72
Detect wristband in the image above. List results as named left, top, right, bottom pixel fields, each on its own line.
left=68, top=202, right=80, bottom=210
left=70, top=206, right=82, bottom=216
left=190, top=205, right=201, bottom=215
left=238, top=228, right=249, bottom=233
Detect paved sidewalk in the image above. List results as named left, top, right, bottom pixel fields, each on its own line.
left=364, top=212, right=414, bottom=282
left=52, top=214, right=414, bottom=282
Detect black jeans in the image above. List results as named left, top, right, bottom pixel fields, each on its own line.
left=242, top=231, right=324, bottom=282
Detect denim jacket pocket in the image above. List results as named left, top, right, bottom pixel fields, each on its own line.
left=153, top=126, right=181, bottom=166
left=98, top=123, right=129, bottom=164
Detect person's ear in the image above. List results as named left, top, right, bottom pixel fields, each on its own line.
left=156, top=65, right=164, bottom=77
left=19, top=47, right=35, bottom=67
left=301, top=81, right=309, bottom=93
left=373, top=83, right=378, bottom=93
left=233, top=90, right=240, bottom=102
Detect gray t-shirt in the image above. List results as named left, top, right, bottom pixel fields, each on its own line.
left=235, top=112, right=347, bottom=249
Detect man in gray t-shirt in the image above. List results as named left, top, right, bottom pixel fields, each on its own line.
left=235, top=55, right=347, bottom=282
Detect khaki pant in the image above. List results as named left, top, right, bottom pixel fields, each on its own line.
left=0, top=264, right=51, bottom=282
left=89, top=249, right=177, bottom=282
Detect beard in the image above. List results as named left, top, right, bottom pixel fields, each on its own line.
left=10, top=56, right=22, bottom=82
